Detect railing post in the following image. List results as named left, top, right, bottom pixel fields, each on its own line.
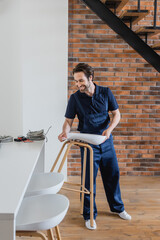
left=138, top=0, right=141, bottom=12
left=145, top=33, right=148, bottom=44
left=154, top=0, right=157, bottom=28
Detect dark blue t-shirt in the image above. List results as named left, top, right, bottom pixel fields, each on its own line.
left=65, top=84, right=119, bottom=133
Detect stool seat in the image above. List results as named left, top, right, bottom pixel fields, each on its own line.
left=16, top=194, right=69, bottom=231
left=67, top=132, right=106, bottom=145
left=25, top=172, right=64, bottom=197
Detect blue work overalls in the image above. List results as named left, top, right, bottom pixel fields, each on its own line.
left=74, top=91, right=124, bottom=220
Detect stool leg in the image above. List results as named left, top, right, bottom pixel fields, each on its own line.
left=50, top=141, right=69, bottom=172
left=89, top=147, right=94, bottom=227
left=47, top=229, right=55, bottom=240
left=80, top=147, right=87, bottom=215
left=58, top=143, right=72, bottom=173
left=55, top=225, right=61, bottom=240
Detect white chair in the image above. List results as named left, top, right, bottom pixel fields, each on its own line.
left=16, top=194, right=69, bottom=240
left=25, top=172, right=64, bottom=197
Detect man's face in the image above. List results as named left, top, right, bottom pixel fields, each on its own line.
left=74, top=72, right=92, bottom=93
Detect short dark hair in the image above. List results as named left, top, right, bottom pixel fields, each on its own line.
left=72, top=63, right=94, bottom=80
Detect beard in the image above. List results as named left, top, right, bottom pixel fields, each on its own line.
left=79, top=82, right=91, bottom=93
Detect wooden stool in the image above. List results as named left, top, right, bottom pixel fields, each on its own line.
left=51, top=140, right=94, bottom=227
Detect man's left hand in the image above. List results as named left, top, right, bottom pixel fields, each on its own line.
left=102, top=128, right=112, bottom=142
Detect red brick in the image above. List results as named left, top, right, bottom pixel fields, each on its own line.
left=68, top=0, right=160, bottom=176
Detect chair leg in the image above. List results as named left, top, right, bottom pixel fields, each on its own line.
left=80, top=147, right=87, bottom=215
left=89, top=146, right=94, bottom=227
left=50, top=141, right=69, bottom=172
left=47, top=229, right=55, bottom=240
left=55, top=225, right=61, bottom=240
left=16, top=231, right=47, bottom=240
left=58, top=143, right=73, bottom=173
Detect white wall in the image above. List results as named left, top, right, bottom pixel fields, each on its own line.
left=0, top=0, right=23, bottom=136
left=0, top=0, right=68, bottom=176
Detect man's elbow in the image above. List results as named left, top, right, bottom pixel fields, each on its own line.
left=114, top=110, right=121, bottom=123
left=116, top=110, right=121, bottom=124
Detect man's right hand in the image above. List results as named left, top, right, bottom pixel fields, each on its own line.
left=58, top=118, right=74, bottom=142
left=58, top=132, right=67, bottom=142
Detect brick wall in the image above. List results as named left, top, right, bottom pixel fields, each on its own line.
left=67, top=0, right=160, bottom=176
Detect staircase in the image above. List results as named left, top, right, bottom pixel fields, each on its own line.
left=81, top=0, right=160, bottom=72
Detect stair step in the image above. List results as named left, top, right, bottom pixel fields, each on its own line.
left=123, top=44, right=160, bottom=52
left=151, top=42, right=160, bottom=50
left=135, top=26, right=160, bottom=37
left=101, top=0, right=129, bottom=13
left=119, top=10, right=149, bottom=25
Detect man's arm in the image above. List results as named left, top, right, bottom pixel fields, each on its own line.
left=58, top=118, right=74, bottom=142
left=102, top=109, right=121, bottom=139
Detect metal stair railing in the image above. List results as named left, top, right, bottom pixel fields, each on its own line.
left=135, top=0, right=160, bottom=43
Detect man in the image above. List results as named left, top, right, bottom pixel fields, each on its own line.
left=58, top=63, right=131, bottom=230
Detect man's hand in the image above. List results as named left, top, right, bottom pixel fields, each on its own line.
left=102, top=128, right=112, bottom=141
left=102, top=109, right=121, bottom=143
left=58, top=132, right=67, bottom=142
left=58, top=118, right=74, bottom=142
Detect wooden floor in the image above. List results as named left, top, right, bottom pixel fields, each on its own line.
left=17, top=176, right=160, bottom=240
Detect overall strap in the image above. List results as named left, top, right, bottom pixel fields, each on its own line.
left=74, top=92, right=85, bottom=117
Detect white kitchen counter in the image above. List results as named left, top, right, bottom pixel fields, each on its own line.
left=0, top=141, right=45, bottom=240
